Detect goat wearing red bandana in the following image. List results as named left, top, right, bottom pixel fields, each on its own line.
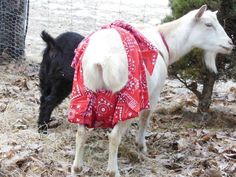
left=68, top=20, right=158, bottom=128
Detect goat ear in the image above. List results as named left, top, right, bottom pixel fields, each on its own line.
left=214, top=10, right=218, bottom=15
left=41, top=30, right=56, bottom=50
left=195, top=4, right=207, bottom=19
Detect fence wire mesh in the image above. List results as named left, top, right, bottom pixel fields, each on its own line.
left=0, top=0, right=170, bottom=62
left=26, top=0, right=170, bottom=62
left=0, top=0, right=29, bottom=60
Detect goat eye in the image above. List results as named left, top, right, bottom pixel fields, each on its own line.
left=205, top=23, right=213, bottom=27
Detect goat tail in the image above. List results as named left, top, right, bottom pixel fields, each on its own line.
left=41, top=30, right=56, bottom=49
left=102, top=55, right=128, bottom=93
left=83, top=55, right=128, bottom=93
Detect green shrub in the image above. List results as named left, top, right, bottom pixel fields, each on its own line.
left=164, top=0, right=236, bottom=113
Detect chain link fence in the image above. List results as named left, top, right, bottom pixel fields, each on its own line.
left=26, top=0, right=170, bottom=62
left=0, top=0, right=170, bottom=62
left=0, top=0, right=29, bottom=60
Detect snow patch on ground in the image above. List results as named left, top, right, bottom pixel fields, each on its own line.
left=25, top=0, right=170, bottom=62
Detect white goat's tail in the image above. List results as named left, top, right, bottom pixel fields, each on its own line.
left=83, top=55, right=128, bottom=93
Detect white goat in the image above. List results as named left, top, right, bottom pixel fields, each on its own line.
left=72, top=5, right=234, bottom=176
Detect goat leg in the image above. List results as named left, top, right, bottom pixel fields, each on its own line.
left=38, top=80, right=72, bottom=133
left=72, top=125, right=88, bottom=175
left=136, top=109, right=152, bottom=153
left=38, top=95, right=58, bottom=133
left=107, top=119, right=132, bottom=177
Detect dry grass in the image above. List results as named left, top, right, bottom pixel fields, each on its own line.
left=0, top=61, right=236, bottom=177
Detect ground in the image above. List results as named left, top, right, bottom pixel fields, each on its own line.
left=0, top=61, right=236, bottom=177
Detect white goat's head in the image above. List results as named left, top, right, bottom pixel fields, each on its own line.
left=187, top=5, right=234, bottom=72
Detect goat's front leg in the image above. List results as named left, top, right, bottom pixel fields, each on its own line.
left=136, top=110, right=152, bottom=153
left=107, top=119, right=132, bottom=177
left=72, top=125, right=88, bottom=175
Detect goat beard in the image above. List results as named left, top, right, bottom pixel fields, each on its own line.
left=204, top=51, right=217, bottom=73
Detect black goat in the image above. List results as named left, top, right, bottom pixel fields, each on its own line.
left=38, top=31, right=84, bottom=133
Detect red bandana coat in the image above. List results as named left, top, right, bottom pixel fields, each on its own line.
left=68, top=20, right=158, bottom=128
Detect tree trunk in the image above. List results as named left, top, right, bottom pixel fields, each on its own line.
left=0, top=0, right=28, bottom=60
left=197, top=70, right=216, bottom=113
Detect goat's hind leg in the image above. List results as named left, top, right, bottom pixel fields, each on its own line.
left=72, top=125, right=88, bottom=175
left=107, top=119, right=132, bottom=177
left=136, top=110, right=152, bottom=153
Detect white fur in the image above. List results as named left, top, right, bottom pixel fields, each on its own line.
left=204, top=52, right=217, bottom=73
left=71, top=125, right=88, bottom=175
left=72, top=5, right=234, bottom=176
left=82, top=28, right=128, bottom=92
left=107, top=119, right=132, bottom=176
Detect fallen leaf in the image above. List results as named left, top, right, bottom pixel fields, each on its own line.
left=202, top=168, right=221, bottom=177
left=163, top=161, right=182, bottom=172
left=222, top=149, right=236, bottom=161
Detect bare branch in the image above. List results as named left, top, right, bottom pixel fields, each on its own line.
left=175, top=74, right=202, bottom=98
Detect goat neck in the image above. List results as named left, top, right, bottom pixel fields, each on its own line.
left=157, top=16, right=194, bottom=65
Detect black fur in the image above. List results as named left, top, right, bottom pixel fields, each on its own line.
left=38, top=31, right=84, bottom=133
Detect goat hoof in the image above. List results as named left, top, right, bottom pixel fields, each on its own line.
left=71, top=166, right=83, bottom=174
left=136, top=143, right=147, bottom=154
left=38, top=125, right=48, bottom=134
left=105, top=171, right=120, bottom=177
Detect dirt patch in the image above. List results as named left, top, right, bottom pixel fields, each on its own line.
left=0, top=61, right=236, bottom=177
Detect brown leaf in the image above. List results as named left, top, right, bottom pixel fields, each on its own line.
left=192, top=169, right=203, bottom=176
left=163, top=162, right=182, bottom=172
left=16, top=157, right=30, bottom=168
left=208, top=145, right=218, bottom=153
left=202, top=135, right=211, bottom=142
left=5, top=150, right=15, bottom=159
left=222, top=149, right=236, bottom=161
left=13, top=78, right=27, bottom=88
left=229, top=87, right=236, bottom=96
left=0, top=102, right=7, bottom=112
left=202, top=168, right=222, bottom=177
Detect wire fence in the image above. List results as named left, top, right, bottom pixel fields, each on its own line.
left=0, top=0, right=29, bottom=60
left=0, top=0, right=170, bottom=62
